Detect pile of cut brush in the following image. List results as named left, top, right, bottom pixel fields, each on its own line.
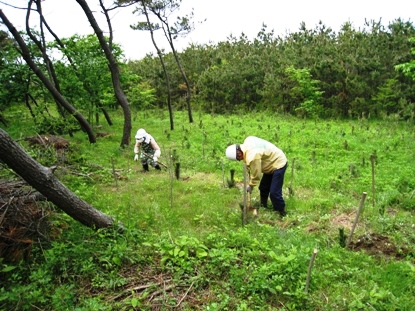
left=0, top=179, right=52, bottom=263
left=24, top=134, right=70, bottom=150
left=0, top=135, right=73, bottom=263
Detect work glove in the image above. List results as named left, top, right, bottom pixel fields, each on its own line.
left=153, top=156, right=158, bottom=163
left=246, top=185, right=253, bottom=194
left=134, top=154, right=139, bottom=161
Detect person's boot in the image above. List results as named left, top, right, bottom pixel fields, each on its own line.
left=260, top=195, right=269, bottom=208
left=274, top=207, right=286, bottom=218
left=142, top=163, right=149, bottom=172
left=155, top=164, right=161, bottom=170
left=278, top=209, right=287, bottom=218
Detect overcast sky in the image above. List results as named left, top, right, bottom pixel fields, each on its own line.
left=1, top=0, right=414, bottom=61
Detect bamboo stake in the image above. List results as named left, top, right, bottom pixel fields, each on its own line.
left=288, top=157, right=295, bottom=196
left=370, top=155, right=375, bottom=207
left=169, top=150, right=173, bottom=209
left=346, top=192, right=367, bottom=248
left=222, top=159, right=225, bottom=187
left=243, top=164, right=248, bottom=226
left=305, top=248, right=318, bottom=293
left=111, top=157, right=118, bottom=188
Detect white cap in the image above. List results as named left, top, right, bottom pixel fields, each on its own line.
left=135, top=128, right=146, bottom=142
left=225, top=144, right=238, bottom=161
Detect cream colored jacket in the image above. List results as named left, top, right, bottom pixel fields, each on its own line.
left=240, top=136, right=287, bottom=187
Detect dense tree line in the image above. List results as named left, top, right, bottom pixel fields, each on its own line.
left=130, top=19, right=415, bottom=119
left=1, top=16, right=415, bottom=136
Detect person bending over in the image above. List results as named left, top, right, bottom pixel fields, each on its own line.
left=134, top=128, right=161, bottom=171
left=226, top=136, right=288, bottom=217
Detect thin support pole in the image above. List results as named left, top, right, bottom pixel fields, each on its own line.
left=289, top=157, right=295, bottom=196
left=370, top=155, right=375, bottom=207
left=305, top=248, right=318, bottom=293
left=243, top=164, right=248, bottom=226
left=111, top=157, right=118, bottom=188
left=347, top=192, right=368, bottom=248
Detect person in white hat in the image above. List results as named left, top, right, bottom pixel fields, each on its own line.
left=133, top=128, right=161, bottom=171
left=226, top=136, right=288, bottom=217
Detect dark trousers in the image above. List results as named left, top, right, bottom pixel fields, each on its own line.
left=258, top=163, right=287, bottom=213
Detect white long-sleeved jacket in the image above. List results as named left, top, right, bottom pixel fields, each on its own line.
left=134, top=133, right=161, bottom=158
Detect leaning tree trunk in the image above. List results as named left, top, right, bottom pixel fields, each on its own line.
left=76, top=0, right=132, bottom=147
left=0, top=9, right=96, bottom=143
left=0, top=128, right=114, bottom=229
left=37, top=8, right=113, bottom=127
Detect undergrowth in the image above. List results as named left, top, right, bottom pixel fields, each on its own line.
left=1, top=108, right=415, bottom=310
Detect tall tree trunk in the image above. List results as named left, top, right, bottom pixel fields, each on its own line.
left=36, top=5, right=113, bottom=127
left=0, top=128, right=114, bottom=229
left=141, top=1, right=174, bottom=130
left=168, top=34, right=193, bottom=123
left=76, top=0, right=132, bottom=147
left=153, top=10, right=193, bottom=123
left=0, top=9, right=96, bottom=143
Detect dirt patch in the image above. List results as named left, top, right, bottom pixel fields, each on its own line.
left=349, top=232, right=410, bottom=260
left=308, top=211, right=412, bottom=261
left=330, top=212, right=356, bottom=231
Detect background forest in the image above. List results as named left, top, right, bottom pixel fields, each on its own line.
left=1, top=1, right=415, bottom=310
left=1, top=17, right=415, bottom=131
left=133, top=20, right=415, bottom=119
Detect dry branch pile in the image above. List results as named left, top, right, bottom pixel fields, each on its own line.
left=0, top=179, right=52, bottom=263
left=24, top=134, right=70, bottom=150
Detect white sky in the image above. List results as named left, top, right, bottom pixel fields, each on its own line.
left=1, top=0, right=414, bottom=61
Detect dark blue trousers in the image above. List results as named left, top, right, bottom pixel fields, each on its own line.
left=258, top=163, right=287, bottom=213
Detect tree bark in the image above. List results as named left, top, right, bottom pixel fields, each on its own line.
left=37, top=5, right=113, bottom=127
left=76, top=0, right=132, bottom=147
left=150, top=6, right=193, bottom=123
left=0, top=128, right=114, bottom=229
left=141, top=1, right=174, bottom=130
left=0, top=9, right=96, bottom=143
left=28, top=0, right=66, bottom=118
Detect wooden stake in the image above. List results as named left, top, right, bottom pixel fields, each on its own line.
left=370, top=155, right=375, bottom=207
left=305, top=248, right=318, bottom=293
left=346, top=192, right=367, bottom=248
left=111, top=157, right=118, bottom=188
left=169, top=150, right=173, bottom=209
left=243, top=164, right=248, bottom=226
left=288, top=157, right=295, bottom=196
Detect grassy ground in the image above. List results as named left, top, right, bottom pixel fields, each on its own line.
left=1, top=108, right=415, bottom=310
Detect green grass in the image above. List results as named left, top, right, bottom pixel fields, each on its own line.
left=1, top=107, right=415, bottom=310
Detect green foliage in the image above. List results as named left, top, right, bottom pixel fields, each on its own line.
left=338, top=227, right=347, bottom=248
left=395, top=37, right=415, bottom=80
left=156, top=235, right=208, bottom=274
left=125, top=79, right=157, bottom=110
left=285, top=66, right=324, bottom=118
left=131, top=20, right=415, bottom=118
left=34, top=114, right=80, bottom=135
